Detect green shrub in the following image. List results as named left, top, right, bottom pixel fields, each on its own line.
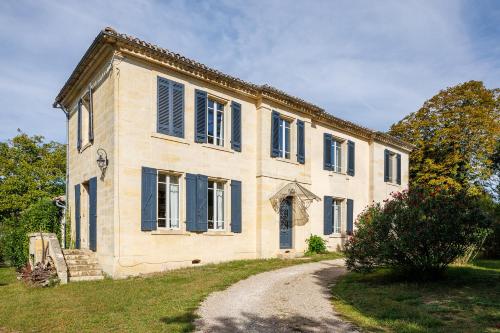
left=1, top=199, right=61, bottom=268
left=344, top=186, right=493, bottom=278
left=306, top=234, right=327, bottom=254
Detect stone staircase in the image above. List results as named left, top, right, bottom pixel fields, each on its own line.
left=62, top=249, right=104, bottom=282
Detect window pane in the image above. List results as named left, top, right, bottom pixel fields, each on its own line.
left=169, top=183, right=179, bottom=228
left=278, top=120, right=284, bottom=156
left=207, top=108, right=214, bottom=143
left=216, top=111, right=223, bottom=145
left=158, top=173, right=166, bottom=183
left=285, top=125, right=290, bottom=159
left=158, top=182, right=166, bottom=220
left=208, top=99, right=214, bottom=109
left=158, top=218, right=166, bottom=228
left=336, top=144, right=342, bottom=172
left=216, top=187, right=224, bottom=229
left=217, top=103, right=223, bottom=111
left=208, top=187, right=214, bottom=227
left=170, top=176, right=179, bottom=185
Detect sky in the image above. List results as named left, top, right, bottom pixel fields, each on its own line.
left=0, top=0, right=499, bottom=143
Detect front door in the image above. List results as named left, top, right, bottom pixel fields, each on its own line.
left=279, top=197, right=293, bottom=249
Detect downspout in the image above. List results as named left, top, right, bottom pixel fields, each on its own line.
left=54, top=102, right=69, bottom=249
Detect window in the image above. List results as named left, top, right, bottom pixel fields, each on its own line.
left=157, top=173, right=180, bottom=229
left=333, top=199, right=342, bottom=233
left=332, top=139, right=342, bottom=173
left=77, top=88, right=93, bottom=149
left=207, top=99, right=224, bottom=146
left=208, top=180, right=224, bottom=230
left=278, top=118, right=291, bottom=159
left=384, top=149, right=401, bottom=184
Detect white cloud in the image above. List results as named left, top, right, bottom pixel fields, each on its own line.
left=0, top=0, right=498, bottom=142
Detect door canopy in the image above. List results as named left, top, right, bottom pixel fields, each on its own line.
left=270, top=182, right=321, bottom=223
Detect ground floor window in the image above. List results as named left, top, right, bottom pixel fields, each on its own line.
left=157, top=173, right=180, bottom=229
left=208, top=180, right=224, bottom=230
left=333, top=199, right=342, bottom=233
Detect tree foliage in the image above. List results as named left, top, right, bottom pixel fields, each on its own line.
left=389, top=81, right=500, bottom=196
left=344, top=186, right=493, bottom=278
left=0, top=132, right=65, bottom=220
left=0, top=133, right=65, bottom=267
left=2, top=199, right=61, bottom=268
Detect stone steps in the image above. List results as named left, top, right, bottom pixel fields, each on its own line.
left=62, top=249, right=104, bottom=282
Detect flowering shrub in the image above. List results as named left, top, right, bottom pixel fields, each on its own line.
left=344, top=186, right=493, bottom=277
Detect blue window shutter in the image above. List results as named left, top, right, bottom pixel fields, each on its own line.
left=77, top=100, right=82, bottom=151
left=324, top=133, right=332, bottom=170
left=195, top=89, right=207, bottom=143
left=74, top=184, right=81, bottom=249
left=196, top=175, right=208, bottom=231
left=158, top=77, right=185, bottom=138
left=346, top=199, right=354, bottom=235
left=231, top=180, right=242, bottom=233
left=157, top=77, right=171, bottom=135
left=347, top=140, right=355, bottom=176
left=324, top=196, right=333, bottom=235
left=396, top=153, right=401, bottom=185
left=297, top=120, right=305, bottom=164
left=141, top=167, right=157, bottom=231
left=88, top=177, right=97, bottom=251
left=231, top=101, right=242, bottom=152
left=384, top=149, right=390, bottom=182
left=172, top=81, right=185, bottom=138
left=88, top=87, right=94, bottom=144
left=271, top=111, right=280, bottom=157
left=186, top=173, right=197, bottom=231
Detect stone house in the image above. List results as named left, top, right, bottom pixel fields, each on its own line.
left=53, top=28, right=412, bottom=278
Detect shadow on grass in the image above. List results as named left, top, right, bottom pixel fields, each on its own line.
left=194, top=311, right=356, bottom=333
left=159, top=312, right=196, bottom=333
left=332, top=263, right=500, bottom=333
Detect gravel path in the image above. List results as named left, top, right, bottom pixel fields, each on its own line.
left=195, top=259, right=360, bottom=333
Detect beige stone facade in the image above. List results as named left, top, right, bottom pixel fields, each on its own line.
left=54, top=28, right=412, bottom=278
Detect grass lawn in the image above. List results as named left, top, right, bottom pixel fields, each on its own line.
left=332, top=259, right=500, bottom=333
left=0, top=252, right=341, bottom=332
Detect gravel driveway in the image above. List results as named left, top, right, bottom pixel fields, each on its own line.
left=195, top=259, right=360, bottom=333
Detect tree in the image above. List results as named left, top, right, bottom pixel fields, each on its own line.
left=389, top=81, right=500, bottom=196
left=0, top=132, right=66, bottom=221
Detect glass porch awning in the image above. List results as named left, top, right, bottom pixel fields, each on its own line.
left=269, top=182, right=321, bottom=223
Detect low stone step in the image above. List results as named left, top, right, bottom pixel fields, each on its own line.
left=63, top=249, right=93, bottom=255
left=69, top=275, right=105, bottom=282
left=67, top=264, right=101, bottom=271
left=68, top=269, right=103, bottom=277
left=65, top=259, right=99, bottom=265
left=63, top=254, right=93, bottom=261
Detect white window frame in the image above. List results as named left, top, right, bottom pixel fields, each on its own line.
left=333, top=199, right=342, bottom=234
left=207, top=99, right=224, bottom=146
left=279, top=118, right=291, bottom=159
left=332, top=139, right=342, bottom=173
left=208, top=180, right=225, bottom=230
left=157, top=172, right=180, bottom=230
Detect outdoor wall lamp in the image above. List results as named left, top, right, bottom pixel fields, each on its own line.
left=96, top=148, right=108, bottom=178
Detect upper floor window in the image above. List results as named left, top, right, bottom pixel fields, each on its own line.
left=157, top=173, right=180, bottom=229
left=207, top=99, right=224, bottom=146
left=278, top=118, right=291, bottom=159
left=208, top=180, right=225, bottom=230
left=324, top=134, right=355, bottom=176
left=384, top=149, right=401, bottom=184
left=77, top=88, right=94, bottom=151
left=157, top=77, right=184, bottom=138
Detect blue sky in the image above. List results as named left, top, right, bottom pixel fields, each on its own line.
left=0, top=0, right=498, bottom=143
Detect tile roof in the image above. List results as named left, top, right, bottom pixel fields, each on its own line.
left=53, top=27, right=414, bottom=151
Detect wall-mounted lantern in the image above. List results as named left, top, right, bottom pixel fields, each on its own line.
left=96, top=148, right=108, bottom=179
